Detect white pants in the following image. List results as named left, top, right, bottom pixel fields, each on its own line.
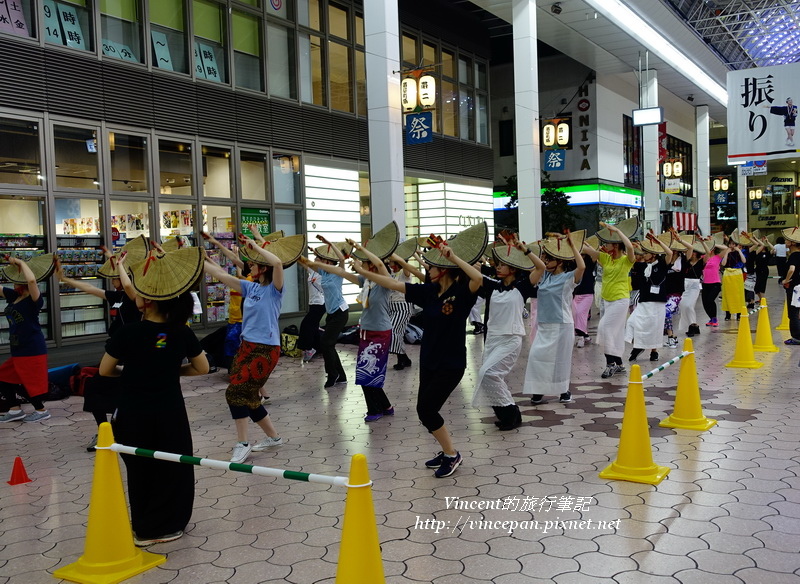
left=678, top=279, right=701, bottom=331
left=597, top=298, right=628, bottom=358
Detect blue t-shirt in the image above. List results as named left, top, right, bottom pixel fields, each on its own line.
left=319, top=270, right=348, bottom=314
left=357, top=276, right=391, bottom=331
left=3, top=288, right=47, bottom=357
left=239, top=279, right=283, bottom=346
left=537, top=271, right=577, bottom=324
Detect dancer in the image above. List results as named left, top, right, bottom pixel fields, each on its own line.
left=747, top=234, right=772, bottom=304
left=524, top=231, right=585, bottom=405
left=572, top=249, right=595, bottom=347
left=662, top=230, right=691, bottom=348
left=780, top=229, right=800, bottom=345
left=700, top=234, right=730, bottom=327
left=679, top=237, right=706, bottom=337
left=721, top=233, right=747, bottom=321
left=472, top=236, right=542, bottom=429
left=99, top=247, right=208, bottom=547
left=774, top=236, right=788, bottom=283
left=764, top=97, right=797, bottom=147
left=0, top=254, right=55, bottom=423
left=387, top=240, right=423, bottom=370
left=356, top=223, right=486, bottom=478
left=582, top=221, right=636, bottom=378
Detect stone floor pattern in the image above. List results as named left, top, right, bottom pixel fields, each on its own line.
left=1, top=284, right=800, bottom=584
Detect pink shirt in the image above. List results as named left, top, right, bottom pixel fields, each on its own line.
left=703, top=254, right=723, bottom=284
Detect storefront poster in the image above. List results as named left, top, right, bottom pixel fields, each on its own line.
left=241, top=208, right=270, bottom=237
left=150, top=30, right=173, bottom=71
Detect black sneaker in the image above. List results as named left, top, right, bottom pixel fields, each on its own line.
left=86, top=434, right=98, bottom=452
left=601, top=365, right=616, bottom=378
left=324, top=375, right=339, bottom=388
left=613, top=364, right=626, bottom=376
left=650, top=351, right=659, bottom=361
left=530, top=394, right=547, bottom=405
left=434, top=452, right=462, bottom=478
left=425, top=451, right=447, bottom=468
left=559, top=392, right=572, bottom=403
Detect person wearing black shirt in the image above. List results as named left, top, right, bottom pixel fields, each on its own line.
left=679, top=244, right=705, bottom=337
left=572, top=253, right=595, bottom=347
left=663, top=234, right=692, bottom=348
left=750, top=237, right=772, bottom=304
left=781, top=236, right=800, bottom=344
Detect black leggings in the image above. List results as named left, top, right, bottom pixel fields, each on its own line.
left=298, top=304, right=325, bottom=351
left=321, top=308, right=348, bottom=378
left=362, top=386, right=391, bottom=415
left=416, top=367, right=464, bottom=433
left=0, top=382, right=44, bottom=410
left=701, top=283, right=721, bottom=320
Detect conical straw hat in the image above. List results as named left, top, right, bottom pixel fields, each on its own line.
left=596, top=216, right=640, bottom=243
left=130, top=247, right=204, bottom=301
left=161, top=235, right=192, bottom=252
left=1, top=253, right=56, bottom=283
left=781, top=227, right=800, bottom=244
left=423, top=222, right=489, bottom=268
left=711, top=231, right=727, bottom=249
left=541, top=230, right=586, bottom=261
left=241, top=234, right=307, bottom=268
left=352, top=222, right=400, bottom=261
left=312, top=241, right=352, bottom=262
left=640, top=235, right=667, bottom=255
left=98, top=235, right=150, bottom=278
left=584, top=234, right=600, bottom=251
left=729, top=228, right=753, bottom=246
left=393, top=238, right=418, bottom=261
left=489, top=241, right=534, bottom=270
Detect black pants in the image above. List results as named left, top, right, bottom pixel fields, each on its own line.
left=787, top=289, right=800, bottom=341
left=416, top=367, right=464, bottom=433
left=298, top=304, right=325, bottom=351
left=362, top=386, right=391, bottom=415
left=321, top=308, right=348, bottom=379
left=0, top=382, right=44, bottom=410
left=701, top=283, right=721, bottom=320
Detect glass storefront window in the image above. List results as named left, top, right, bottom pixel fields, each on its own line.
left=402, top=33, right=417, bottom=67
left=475, top=61, right=487, bottom=90
left=422, top=41, right=436, bottom=67
left=43, top=0, right=93, bottom=51
left=441, top=81, right=457, bottom=137
left=193, top=0, right=227, bottom=83
left=0, top=0, right=35, bottom=38
left=329, top=41, right=352, bottom=113
left=355, top=49, right=366, bottom=117
left=355, top=13, right=363, bottom=46
left=267, top=22, right=296, bottom=99
left=458, top=56, right=472, bottom=85
left=476, top=93, right=488, bottom=145
left=202, top=145, right=232, bottom=199
left=100, top=0, right=142, bottom=63
left=232, top=10, right=263, bottom=91
left=297, top=0, right=320, bottom=31
left=459, top=88, right=474, bottom=140
left=441, top=48, right=455, bottom=78
left=240, top=150, right=267, bottom=201
left=159, top=202, right=195, bottom=242
left=150, top=0, right=187, bottom=73
left=0, top=117, right=42, bottom=187
left=272, top=153, right=301, bottom=204
left=53, top=125, right=100, bottom=190
left=266, top=0, right=290, bottom=20
left=158, top=139, right=193, bottom=196
left=329, top=3, right=348, bottom=40
left=109, top=132, right=148, bottom=193
left=299, top=32, right=325, bottom=106
left=202, top=204, right=235, bottom=323
left=274, top=208, right=301, bottom=313
left=110, top=198, right=149, bottom=249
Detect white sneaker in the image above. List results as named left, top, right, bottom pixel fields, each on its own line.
left=668, top=337, right=679, bottom=348
left=576, top=337, right=585, bottom=348
left=302, top=349, right=317, bottom=362
left=252, top=436, right=283, bottom=451
left=230, top=442, right=252, bottom=464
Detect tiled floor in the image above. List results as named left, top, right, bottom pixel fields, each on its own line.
left=2, top=281, right=800, bottom=584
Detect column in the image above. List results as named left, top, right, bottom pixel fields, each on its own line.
left=512, top=0, right=541, bottom=242
left=695, top=105, right=711, bottom=234
left=641, top=71, right=660, bottom=231
left=737, top=170, right=748, bottom=233
left=364, top=1, right=405, bottom=234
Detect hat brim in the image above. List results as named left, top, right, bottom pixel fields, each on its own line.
left=242, top=234, right=307, bottom=268
left=640, top=238, right=666, bottom=254
left=313, top=242, right=352, bottom=262
left=490, top=242, right=534, bottom=270
left=393, top=239, right=418, bottom=261
left=130, top=247, right=204, bottom=301
left=1, top=253, right=56, bottom=283
left=98, top=235, right=150, bottom=278
left=541, top=230, right=586, bottom=261
left=161, top=235, right=192, bottom=252
left=782, top=227, right=800, bottom=244
left=596, top=216, right=641, bottom=243
left=352, top=221, right=400, bottom=261
left=423, top=222, right=489, bottom=268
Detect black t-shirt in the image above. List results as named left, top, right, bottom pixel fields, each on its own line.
left=752, top=250, right=770, bottom=275
left=405, top=278, right=477, bottom=370
left=574, top=256, right=595, bottom=296
left=106, top=321, right=202, bottom=411
left=638, top=256, right=670, bottom=303
left=686, top=258, right=705, bottom=280
left=2, top=289, right=46, bottom=356
left=664, top=255, right=688, bottom=295
left=105, top=290, right=142, bottom=336
left=630, top=262, right=646, bottom=292
left=787, top=251, right=800, bottom=289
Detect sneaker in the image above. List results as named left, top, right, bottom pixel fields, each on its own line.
left=434, top=452, right=462, bottom=478
left=613, top=364, right=627, bottom=376
left=336, top=375, right=347, bottom=385
left=601, top=365, right=616, bottom=379
left=134, top=531, right=183, bottom=547
left=667, top=337, right=679, bottom=348
left=23, top=410, right=50, bottom=422
left=629, top=349, right=643, bottom=361
left=784, top=339, right=800, bottom=345
left=425, top=451, right=447, bottom=468
left=559, top=392, right=572, bottom=403
left=710, top=321, right=719, bottom=327
left=530, top=394, right=547, bottom=405
left=252, top=436, right=283, bottom=451
left=302, top=349, right=317, bottom=362
left=230, top=442, right=252, bottom=464
left=691, top=324, right=701, bottom=336
left=86, top=434, right=98, bottom=452
left=260, top=395, right=270, bottom=405
left=705, top=320, right=717, bottom=327
left=650, top=351, right=659, bottom=362
left=576, top=336, right=585, bottom=348
left=383, top=407, right=395, bottom=416
left=0, top=409, right=25, bottom=423
left=364, top=412, right=384, bottom=422
left=324, top=374, right=340, bottom=388
left=584, top=336, right=592, bottom=344
left=662, top=339, right=672, bottom=347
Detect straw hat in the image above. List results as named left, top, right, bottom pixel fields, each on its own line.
left=526, top=241, right=542, bottom=257
left=312, top=241, right=352, bottom=262
left=352, top=221, right=400, bottom=261
left=690, top=235, right=708, bottom=254
left=1, top=253, right=56, bottom=283
left=781, top=227, right=800, bottom=244
left=423, top=222, right=489, bottom=268
left=750, top=229, right=762, bottom=241
left=98, top=235, right=150, bottom=278
left=161, top=235, right=192, bottom=252
left=130, top=247, right=204, bottom=301
left=596, top=216, right=640, bottom=244
left=656, top=232, right=692, bottom=251
left=583, top=234, right=600, bottom=251
left=541, top=230, right=586, bottom=261
left=729, top=228, right=753, bottom=246
left=241, top=234, right=307, bottom=268
left=394, top=238, right=418, bottom=261
left=489, top=241, right=534, bottom=270
left=639, top=235, right=667, bottom=255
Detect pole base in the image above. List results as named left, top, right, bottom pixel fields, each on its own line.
left=753, top=344, right=779, bottom=353
left=725, top=360, right=764, bottom=369
left=54, top=549, right=165, bottom=584
left=599, top=462, right=670, bottom=486
left=659, top=415, right=718, bottom=431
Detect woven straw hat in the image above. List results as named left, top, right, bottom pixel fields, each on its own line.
left=583, top=234, right=600, bottom=251
left=783, top=227, right=800, bottom=244
left=656, top=232, right=692, bottom=251
left=312, top=241, right=352, bottom=262
left=422, top=222, right=489, bottom=268
left=541, top=230, right=586, bottom=261
left=98, top=235, right=150, bottom=278
left=691, top=235, right=708, bottom=254
left=729, top=228, right=754, bottom=246
left=526, top=241, right=542, bottom=258
left=596, top=216, right=640, bottom=244
left=161, top=235, right=192, bottom=252
left=490, top=241, right=534, bottom=270
left=352, top=222, right=400, bottom=261
left=393, top=238, right=418, bottom=261
left=640, top=235, right=667, bottom=255
left=130, top=247, right=204, bottom=301
left=241, top=234, right=307, bottom=268
left=1, top=253, right=56, bottom=283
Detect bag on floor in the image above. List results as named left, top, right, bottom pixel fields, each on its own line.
left=280, top=333, right=302, bottom=358
left=404, top=323, right=423, bottom=344
left=70, top=367, right=100, bottom=396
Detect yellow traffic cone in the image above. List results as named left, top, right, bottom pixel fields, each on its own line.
left=54, top=423, right=165, bottom=584
left=599, top=365, right=670, bottom=485
left=335, top=454, right=385, bottom=584
left=725, top=306, right=764, bottom=369
left=660, top=338, right=717, bottom=431
left=776, top=298, right=790, bottom=331
left=753, top=298, right=779, bottom=353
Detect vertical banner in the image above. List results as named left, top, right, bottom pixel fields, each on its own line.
left=405, top=111, right=433, bottom=144
left=727, top=63, right=800, bottom=163
left=657, top=122, right=668, bottom=164
left=151, top=31, right=174, bottom=70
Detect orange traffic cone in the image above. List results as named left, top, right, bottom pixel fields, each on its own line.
left=660, top=338, right=717, bottom=431
left=7, top=456, right=32, bottom=485
left=599, top=365, right=670, bottom=485
left=753, top=298, right=779, bottom=353
left=776, top=298, right=790, bottom=331
left=726, top=306, right=764, bottom=369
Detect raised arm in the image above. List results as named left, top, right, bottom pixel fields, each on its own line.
left=204, top=251, right=243, bottom=292
left=648, top=231, right=674, bottom=264
left=567, top=234, right=586, bottom=283
left=390, top=253, right=425, bottom=280
left=56, top=259, right=107, bottom=300
left=438, top=245, right=483, bottom=292
left=351, top=261, right=406, bottom=292
left=7, top=257, right=40, bottom=302
left=242, top=237, right=284, bottom=292
left=202, top=232, right=245, bottom=270
left=601, top=222, right=635, bottom=262
left=248, top=224, right=266, bottom=244
left=348, top=241, right=390, bottom=277
left=298, top=256, right=359, bottom=285
left=316, top=235, right=347, bottom=266
left=581, top=241, right=600, bottom=261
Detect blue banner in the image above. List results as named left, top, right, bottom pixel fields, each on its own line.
left=406, top=112, right=433, bottom=144
left=544, top=149, right=566, bottom=171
